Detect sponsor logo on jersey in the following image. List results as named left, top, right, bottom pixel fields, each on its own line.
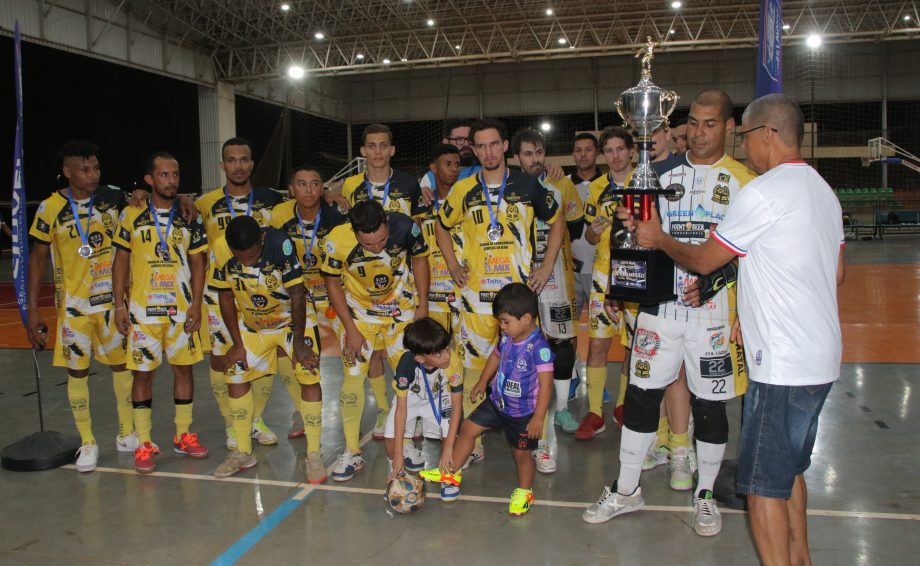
left=89, top=292, right=113, bottom=307
left=666, top=206, right=725, bottom=222
left=669, top=220, right=716, bottom=240
left=264, top=274, right=280, bottom=290
left=479, top=291, right=498, bottom=303
left=710, top=331, right=726, bottom=350
left=711, top=184, right=730, bottom=205
left=88, top=231, right=104, bottom=249
left=634, top=359, right=651, bottom=378
left=717, top=173, right=731, bottom=184
left=374, top=274, right=390, bottom=289
left=633, top=328, right=661, bottom=359
left=483, top=255, right=511, bottom=274
left=505, top=203, right=520, bottom=222
left=515, top=358, right=528, bottom=371
left=251, top=294, right=268, bottom=308
left=539, top=347, right=552, bottom=362
left=585, top=204, right=597, bottom=217
left=503, top=380, right=522, bottom=398
left=398, top=376, right=409, bottom=388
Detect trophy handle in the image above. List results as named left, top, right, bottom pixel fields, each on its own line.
left=662, top=90, right=680, bottom=120
left=615, top=100, right=627, bottom=125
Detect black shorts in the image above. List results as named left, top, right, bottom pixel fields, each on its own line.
left=468, top=398, right=537, bottom=451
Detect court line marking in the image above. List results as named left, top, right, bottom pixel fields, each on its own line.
left=63, top=464, right=920, bottom=522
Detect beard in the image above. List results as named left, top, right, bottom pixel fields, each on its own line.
left=460, top=152, right=477, bottom=168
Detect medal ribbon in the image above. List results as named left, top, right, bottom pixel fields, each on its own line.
left=296, top=206, right=322, bottom=263
left=480, top=171, right=508, bottom=234
left=66, top=189, right=96, bottom=256
left=419, top=363, right=443, bottom=426
left=224, top=188, right=254, bottom=219
left=364, top=173, right=391, bottom=208
left=151, top=201, right=178, bottom=260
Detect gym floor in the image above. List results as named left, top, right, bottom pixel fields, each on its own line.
left=0, top=236, right=917, bottom=566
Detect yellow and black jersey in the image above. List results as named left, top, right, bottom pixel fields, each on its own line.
left=210, top=228, right=304, bottom=333
left=341, top=170, right=429, bottom=218
left=270, top=199, right=349, bottom=311
left=195, top=186, right=283, bottom=247
left=585, top=174, right=624, bottom=295
left=438, top=168, right=560, bottom=313
left=113, top=204, right=209, bottom=324
left=419, top=202, right=463, bottom=316
left=320, top=212, right=429, bottom=324
left=29, top=186, right=126, bottom=316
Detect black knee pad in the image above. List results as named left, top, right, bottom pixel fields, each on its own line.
left=691, top=395, right=729, bottom=444
left=548, top=338, right=575, bottom=381
left=623, top=384, right=665, bottom=433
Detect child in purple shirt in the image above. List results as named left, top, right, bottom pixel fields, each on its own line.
left=421, top=283, right=554, bottom=516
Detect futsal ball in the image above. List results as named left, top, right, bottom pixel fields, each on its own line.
left=386, top=472, right=426, bottom=514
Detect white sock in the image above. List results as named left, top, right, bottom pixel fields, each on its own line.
left=554, top=379, right=571, bottom=412
left=617, top=427, right=657, bottom=495
left=695, top=440, right=726, bottom=494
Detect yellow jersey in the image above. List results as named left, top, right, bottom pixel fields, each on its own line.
left=419, top=200, right=463, bottom=317
left=341, top=170, right=428, bottom=218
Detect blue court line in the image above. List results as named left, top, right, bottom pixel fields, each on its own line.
left=210, top=486, right=316, bottom=566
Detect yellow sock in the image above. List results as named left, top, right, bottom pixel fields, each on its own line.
left=277, top=357, right=301, bottom=406
left=68, top=376, right=94, bottom=444
left=616, top=366, right=629, bottom=407
left=669, top=430, right=691, bottom=450
left=112, top=370, right=134, bottom=437
left=586, top=366, right=607, bottom=417
left=656, top=417, right=670, bottom=449
left=228, top=390, right=254, bottom=454
left=175, top=400, right=193, bottom=438
left=340, top=375, right=365, bottom=452
left=209, top=369, right=232, bottom=426
left=252, top=375, right=273, bottom=420
left=133, top=402, right=153, bottom=444
left=301, top=400, right=323, bottom=454
left=368, top=374, right=390, bottom=413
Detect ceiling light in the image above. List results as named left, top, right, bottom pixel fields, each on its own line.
left=558, top=37, right=567, bottom=44
left=668, top=29, right=675, bottom=34
left=314, top=32, right=325, bottom=40
left=401, top=57, right=408, bottom=62
left=806, top=34, right=822, bottom=48
left=427, top=19, right=435, bottom=26
left=455, top=44, right=461, bottom=50
left=782, top=23, right=791, bottom=30
left=904, top=15, right=912, bottom=21
left=280, top=3, right=290, bottom=12
left=383, top=58, right=391, bottom=64
left=671, top=1, right=682, bottom=8
left=356, top=53, right=364, bottom=60
left=546, top=8, right=554, bottom=16
left=287, top=65, right=305, bottom=79
left=540, top=122, right=552, bottom=132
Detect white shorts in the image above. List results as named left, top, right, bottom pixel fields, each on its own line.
left=384, top=392, right=453, bottom=440
left=628, top=313, right=747, bottom=401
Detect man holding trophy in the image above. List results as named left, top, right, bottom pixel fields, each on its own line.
left=583, top=40, right=755, bottom=538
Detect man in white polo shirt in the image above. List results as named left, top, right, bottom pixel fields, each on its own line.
left=632, top=93, right=845, bottom=565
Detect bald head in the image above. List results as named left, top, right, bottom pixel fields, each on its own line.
left=692, top=90, right=733, bottom=121
left=742, top=93, right=805, bottom=148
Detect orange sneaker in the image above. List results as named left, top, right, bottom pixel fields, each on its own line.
left=173, top=432, right=209, bottom=459
left=134, top=442, right=160, bottom=474
left=574, top=412, right=606, bottom=440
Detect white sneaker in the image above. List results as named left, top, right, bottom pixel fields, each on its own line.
left=534, top=441, right=557, bottom=474
left=115, top=432, right=140, bottom=453
left=582, top=483, right=644, bottom=524
left=331, top=450, right=365, bottom=482
left=669, top=446, right=694, bottom=491
left=251, top=417, right=278, bottom=445
left=403, top=444, right=424, bottom=472
left=693, top=490, right=723, bottom=537
left=642, top=444, right=670, bottom=471
left=75, top=443, right=99, bottom=473
left=225, top=425, right=238, bottom=451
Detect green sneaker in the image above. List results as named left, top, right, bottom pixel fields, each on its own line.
left=509, top=488, right=534, bottom=516
left=554, top=409, right=579, bottom=434
left=419, top=468, right=462, bottom=486
left=251, top=417, right=278, bottom=446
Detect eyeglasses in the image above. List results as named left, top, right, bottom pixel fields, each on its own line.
left=446, top=137, right=469, bottom=145
left=734, top=125, right=778, bottom=141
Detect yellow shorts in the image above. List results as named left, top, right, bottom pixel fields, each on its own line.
left=224, top=325, right=321, bottom=385
left=341, top=319, right=408, bottom=379
left=457, top=312, right=498, bottom=371
left=588, top=292, right=616, bottom=339
left=127, top=322, right=203, bottom=371
left=53, top=311, right=127, bottom=371
left=205, top=302, right=234, bottom=356
left=429, top=309, right=459, bottom=338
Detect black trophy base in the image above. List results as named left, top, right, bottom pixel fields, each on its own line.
left=1, top=431, right=81, bottom=472
left=607, top=247, right=678, bottom=305
left=712, top=459, right=747, bottom=510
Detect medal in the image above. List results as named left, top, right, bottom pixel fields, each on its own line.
left=151, top=201, right=178, bottom=263
left=296, top=205, right=322, bottom=268
left=66, top=189, right=96, bottom=260
left=480, top=171, right=508, bottom=244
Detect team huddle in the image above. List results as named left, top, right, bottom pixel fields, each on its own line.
left=28, top=89, right=757, bottom=531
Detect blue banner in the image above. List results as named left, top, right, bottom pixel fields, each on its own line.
left=756, top=0, right=783, bottom=97
left=12, top=21, right=29, bottom=327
